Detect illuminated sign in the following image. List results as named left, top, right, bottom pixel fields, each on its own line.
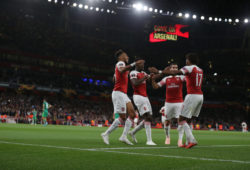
left=149, top=24, right=189, bottom=43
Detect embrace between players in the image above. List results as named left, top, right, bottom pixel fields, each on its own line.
left=101, top=49, right=203, bottom=149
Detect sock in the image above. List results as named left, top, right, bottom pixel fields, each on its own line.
left=177, top=124, right=184, bottom=144
left=104, top=118, right=122, bottom=135
left=185, top=124, right=193, bottom=145
left=145, top=121, right=152, bottom=142
left=121, top=117, right=133, bottom=137
left=183, top=122, right=197, bottom=144
left=131, top=120, right=144, bottom=135
left=164, top=124, right=170, bottom=138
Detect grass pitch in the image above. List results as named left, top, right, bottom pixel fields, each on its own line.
left=0, top=124, right=250, bottom=170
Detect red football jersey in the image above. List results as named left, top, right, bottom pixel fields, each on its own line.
left=180, top=65, right=203, bottom=94
left=158, top=76, right=185, bottom=103
left=130, top=70, right=147, bottom=97
left=113, top=61, right=129, bottom=94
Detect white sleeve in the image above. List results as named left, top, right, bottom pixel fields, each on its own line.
left=180, top=66, right=193, bottom=75
left=157, top=77, right=167, bottom=87
left=130, top=71, right=138, bottom=80
left=116, top=61, right=126, bottom=72
left=180, top=75, right=186, bottom=82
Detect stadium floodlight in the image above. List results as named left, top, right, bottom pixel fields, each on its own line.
left=90, top=6, right=93, bottom=10
left=101, top=8, right=104, bottom=12
left=115, top=0, right=118, bottom=4
left=154, top=9, right=158, bottom=13
left=54, top=0, right=57, bottom=3
left=61, top=1, right=64, bottom=5
left=84, top=5, right=88, bottom=9
left=48, top=0, right=52, bottom=2
left=192, top=14, right=197, bottom=19
left=134, top=3, right=143, bottom=11
left=96, top=7, right=99, bottom=11
left=214, top=73, right=217, bottom=76
left=201, top=16, right=205, bottom=20
left=209, top=17, right=212, bottom=21
left=184, top=13, right=190, bottom=18
left=235, top=19, right=239, bottom=23
left=121, top=1, right=124, bottom=5
left=218, top=18, right=222, bottom=22
left=159, top=10, right=163, bottom=13
left=178, top=12, right=183, bottom=17
left=73, top=3, right=77, bottom=7
left=225, top=18, right=228, bottom=22
left=109, top=0, right=112, bottom=3
left=143, top=6, right=148, bottom=11
left=107, top=9, right=110, bottom=13
left=79, top=4, right=83, bottom=8
left=244, top=19, right=249, bottom=23
left=170, top=12, right=174, bottom=16
left=149, top=7, right=153, bottom=12
left=214, top=17, right=218, bottom=21
left=228, top=18, right=232, bottom=22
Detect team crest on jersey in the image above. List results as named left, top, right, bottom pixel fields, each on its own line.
left=121, top=107, right=125, bottom=112
left=144, top=107, right=147, bottom=111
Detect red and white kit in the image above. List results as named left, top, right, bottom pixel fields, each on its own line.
left=130, top=70, right=152, bottom=116
left=158, top=75, right=185, bottom=120
left=180, top=65, right=204, bottom=118
left=112, top=61, right=131, bottom=114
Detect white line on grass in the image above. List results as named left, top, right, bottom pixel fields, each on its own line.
left=1, top=141, right=250, bottom=164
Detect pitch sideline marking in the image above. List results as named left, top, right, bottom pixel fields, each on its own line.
left=0, top=141, right=250, bottom=164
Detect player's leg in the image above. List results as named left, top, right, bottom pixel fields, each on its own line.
left=177, top=118, right=185, bottom=147
left=143, top=112, right=156, bottom=145
left=164, top=102, right=175, bottom=145
left=101, top=92, right=124, bottom=144
left=178, top=95, right=197, bottom=148
left=185, top=95, right=203, bottom=148
left=119, top=101, right=135, bottom=145
left=129, top=95, right=145, bottom=143
left=164, top=119, right=171, bottom=144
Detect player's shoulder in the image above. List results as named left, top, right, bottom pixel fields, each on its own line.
left=176, top=75, right=185, bottom=80
left=116, top=61, right=126, bottom=67
left=130, top=70, right=139, bottom=75
left=165, top=76, right=173, bottom=79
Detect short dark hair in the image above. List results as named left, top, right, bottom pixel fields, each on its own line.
left=185, top=53, right=199, bottom=65
left=134, top=57, right=143, bottom=62
left=114, top=49, right=124, bottom=58
left=170, top=63, right=178, bottom=66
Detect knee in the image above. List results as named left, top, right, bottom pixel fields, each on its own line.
left=143, top=113, right=152, bottom=122
left=119, top=114, right=126, bottom=121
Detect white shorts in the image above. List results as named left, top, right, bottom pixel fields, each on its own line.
left=164, top=102, right=183, bottom=120
left=133, top=95, right=152, bottom=116
left=181, top=94, right=203, bottom=119
left=112, top=91, right=131, bottom=114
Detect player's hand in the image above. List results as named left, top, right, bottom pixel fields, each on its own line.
left=148, top=67, right=159, bottom=74
left=135, top=59, right=145, bottom=66
left=163, top=66, right=171, bottom=74
left=144, top=74, right=150, bottom=80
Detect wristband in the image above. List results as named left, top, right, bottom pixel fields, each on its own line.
left=159, top=70, right=162, bottom=74
left=130, top=62, right=136, bottom=67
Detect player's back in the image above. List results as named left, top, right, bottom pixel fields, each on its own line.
left=113, top=61, right=129, bottom=94
left=181, top=65, right=203, bottom=94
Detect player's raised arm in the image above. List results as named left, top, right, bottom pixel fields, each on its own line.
left=162, top=66, right=183, bottom=75
left=151, top=74, right=166, bottom=89
left=119, top=59, right=144, bottom=73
